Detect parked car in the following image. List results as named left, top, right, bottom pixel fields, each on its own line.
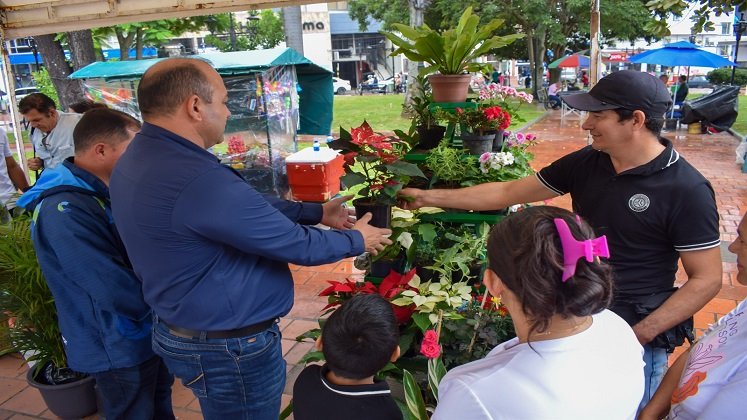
left=687, top=75, right=713, bottom=89
left=332, top=77, right=351, bottom=95
left=0, top=86, right=40, bottom=112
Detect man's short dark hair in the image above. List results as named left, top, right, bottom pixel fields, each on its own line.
left=73, top=108, right=141, bottom=152
left=137, top=58, right=214, bottom=118
left=322, top=294, right=399, bottom=379
left=613, top=108, right=665, bottom=137
left=69, top=99, right=108, bottom=114
left=19, top=93, right=56, bottom=115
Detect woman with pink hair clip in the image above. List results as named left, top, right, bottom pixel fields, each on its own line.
left=434, top=206, right=644, bottom=420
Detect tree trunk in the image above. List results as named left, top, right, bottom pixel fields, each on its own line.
left=526, top=28, right=535, bottom=91
left=283, top=7, right=304, bottom=55
left=136, top=27, right=144, bottom=60
left=116, top=29, right=135, bottom=60
left=67, top=30, right=97, bottom=70
left=33, top=34, right=85, bottom=110
left=532, top=27, right=547, bottom=98
left=402, top=0, right=429, bottom=115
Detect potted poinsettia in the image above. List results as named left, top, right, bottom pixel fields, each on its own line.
left=382, top=7, right=523, bottom=102
left=438, top=105, right=511, bottom=155
left=329, top=121, right=425, bottom=228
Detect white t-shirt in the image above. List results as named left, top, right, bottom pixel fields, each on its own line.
left=0, top=129, right=17, bottom=206
left=433, top=309, right=644, bottom=420
left=667, top=299, right=747, bottom=420
left=30, top=112, right=81, bottom=169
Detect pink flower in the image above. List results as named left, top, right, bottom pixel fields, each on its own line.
left=525, top=133, right=536, bottom=142
left=479, top=152, right=491, bottom=163
left=420, top=330, right=441, bottom=359
left=515, top=132, right=526, bottom=143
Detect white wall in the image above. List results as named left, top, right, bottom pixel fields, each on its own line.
left=300, top=4, right=332, bottom=71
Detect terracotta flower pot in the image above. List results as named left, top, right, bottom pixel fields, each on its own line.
left=428, top=74, right=472, bottom=103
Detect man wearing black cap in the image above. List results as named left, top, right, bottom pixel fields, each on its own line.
left=398, top=70, right=722, bottom=407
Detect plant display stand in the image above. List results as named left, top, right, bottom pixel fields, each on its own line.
left=428, top=101, right=478, bottom=148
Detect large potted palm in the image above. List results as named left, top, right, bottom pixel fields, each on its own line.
left=382, top=7, right=523, bottom=103
left=0, top=216, right=98, bottom=418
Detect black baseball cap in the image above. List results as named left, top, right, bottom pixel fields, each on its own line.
left=561, top=70, right=672, bottom=117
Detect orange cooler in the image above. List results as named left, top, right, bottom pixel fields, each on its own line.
left=286, top=147, right=345, bottom=202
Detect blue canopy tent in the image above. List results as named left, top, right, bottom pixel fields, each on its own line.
left=70, top=48, right=333, bottom=196
left=628, top=41, right=734, bottom=118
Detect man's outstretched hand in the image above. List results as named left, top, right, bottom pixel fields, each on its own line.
left=353, top=213, right=392, bottom=256
left=321, top=195, right=356, bottom=230
left=398, top=188, right=427, bottom=210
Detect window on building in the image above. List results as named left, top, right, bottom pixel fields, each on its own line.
left=721, top=22, right=731, bottom=35
left=327, top=2, right=348, bottom=10
left=719, top=45, right=731, bottom=56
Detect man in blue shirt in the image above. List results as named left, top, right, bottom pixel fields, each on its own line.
left=109, top=58, right=392, bottom=419
left=18, top=108, right=175, bottom=419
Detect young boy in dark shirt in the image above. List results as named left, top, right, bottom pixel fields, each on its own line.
left=293, top=294, right=403, bottom=420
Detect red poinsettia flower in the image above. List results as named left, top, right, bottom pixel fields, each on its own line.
left=378, top=269, right=418, bottom=324
left=343, top=151, right=358, bottom=168
left=350, top=121, right=376, bottom=145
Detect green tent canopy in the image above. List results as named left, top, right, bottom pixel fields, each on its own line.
left=69, top=48, right=333, bottom=135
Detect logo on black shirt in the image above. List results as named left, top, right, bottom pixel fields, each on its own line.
left=628, top=194, right=650, bottom=212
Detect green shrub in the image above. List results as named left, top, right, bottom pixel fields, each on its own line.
left=31, top=68, right=60, bottom=107
left=707, top=68, right=747, bottom=87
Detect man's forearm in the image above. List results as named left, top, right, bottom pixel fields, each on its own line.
left=6, top=159, right=29, bottom=191
left=422, top=176, right=553, bottom=211
left=633, top=274, right=720, bottom=344
left=639, top=348, right=689, bottom=419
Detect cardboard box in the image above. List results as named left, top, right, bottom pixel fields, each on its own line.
left=286, top=147, right=344, bottom=202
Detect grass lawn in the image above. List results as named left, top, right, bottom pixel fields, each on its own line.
left=733, top=95, right=747, bottom=136
left=332, top=93, right=548, bottom=134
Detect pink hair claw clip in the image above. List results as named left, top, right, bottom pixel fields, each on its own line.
left=553, top=218, right=610, bottom=282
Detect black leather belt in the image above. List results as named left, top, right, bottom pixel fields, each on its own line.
left=160, top=318, right=277, bottom=339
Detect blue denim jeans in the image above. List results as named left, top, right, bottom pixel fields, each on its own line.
left=152, top=321, right=286, bottom=420
left=638, top=344, right=669, bottom=411
left=91, top=355, right=175, bottom=420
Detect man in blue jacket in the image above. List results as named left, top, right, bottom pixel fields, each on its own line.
left=109, top=58, right=393, bottom=419
left=18, top=108, right=175, bottom=420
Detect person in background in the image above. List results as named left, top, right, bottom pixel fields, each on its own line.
left=491, top=68, right=500, bottom=84
left=433, top=206, right=643, bottom=419
left=547, top=80, right=563, bottom=110
left=293, top=294, right=402, bottom=420
left=16, top=108, right=175, bottom=420
left=581, top=70, right=590, bottom=88
left=659, top=74, right=669, bottom=87
left=640, top=212, right=747, bottom=420
left=674, top=75, right=689, bottom=105
left=68, top=99, right=108, bottom=114
left=399, top=70, right=722, bottom=408
left=0, top=127, right=29, bottom=215
left=109, top=58, right=392, bottom=419
left=524, top=74, right=532, bottom=89
left=19, top=93, right=82, bottom=171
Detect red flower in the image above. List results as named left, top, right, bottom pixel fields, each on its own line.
left=420, top=330, right=441, bottom=359
left=350, top=121, right=375, bottom=145
left=343, top=151, right=358, bottom=168
left=379, top=269, right=418, bottom=324
left=370, top=183, right=384, bottom=191
left=455, top=107, right=464, bottom=114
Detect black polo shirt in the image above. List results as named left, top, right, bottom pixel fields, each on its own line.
left=293, top=364, right=402, bottom=420
left=537, top=138, right=719, bottom=298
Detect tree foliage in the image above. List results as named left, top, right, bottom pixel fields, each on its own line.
left=205, top=10, right=284, bottom=52
left=645, top=0, right=746, bottom=36
left=93, top=17, right=211, bottom=60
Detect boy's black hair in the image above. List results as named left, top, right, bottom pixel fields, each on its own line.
left=322, top=294, right=399, bottom=380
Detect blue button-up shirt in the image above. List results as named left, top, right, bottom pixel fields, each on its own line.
left=110, top=123, right=364, bottom=330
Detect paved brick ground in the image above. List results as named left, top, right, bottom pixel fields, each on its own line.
left=1, top=107, right=745, bottom=418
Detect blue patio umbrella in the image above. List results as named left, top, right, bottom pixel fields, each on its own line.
left=628, top=41, right=734, bottom=118
left=627, top=41, right=734, bottom=68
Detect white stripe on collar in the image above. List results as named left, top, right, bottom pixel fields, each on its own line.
left=665, top=148, right=680, bottom=168
left=320, top=376, right=392, bottom=397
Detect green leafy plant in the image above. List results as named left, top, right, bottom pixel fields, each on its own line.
left=0, top=216, right=66, bottom=376
left=428, top=223, right=490, bottom=282
left=382, top=7, right=523, bottom=77
left=31, top=68, right=60, bottom=107
left=330, top=121, right=425, bottom=205
left=424, top=143, right=479, bottom=187
left=468, top=131, right=538, bottom=184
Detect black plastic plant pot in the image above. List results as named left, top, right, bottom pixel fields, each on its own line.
left=27, top=368, right=98, bottom=419
left=353, top=199, right=392, bottom=229
left=461, top=133, right=494, bottom=155
left=416, top=125, right=447, bottom=150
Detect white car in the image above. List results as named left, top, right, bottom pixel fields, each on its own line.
left=0, top=86, right=39, bottom=112
left=332, top=77, right=351, bottom=95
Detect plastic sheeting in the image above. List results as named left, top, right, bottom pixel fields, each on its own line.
left=680, top=86, right=741, bottom=131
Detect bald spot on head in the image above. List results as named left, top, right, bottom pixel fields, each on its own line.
left=137, top=58, right=215, bottom=119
